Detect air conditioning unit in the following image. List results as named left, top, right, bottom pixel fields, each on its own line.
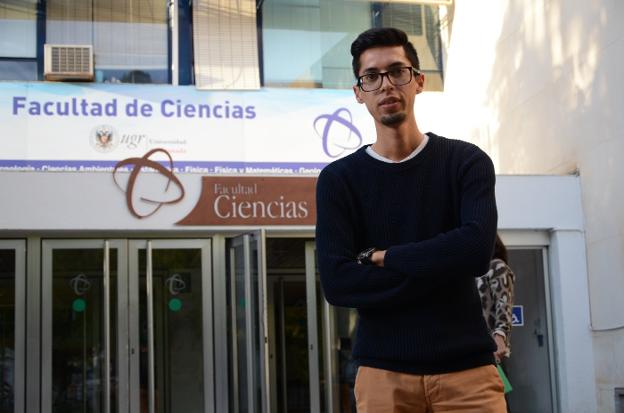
left=44, top=44, right=94, bottom=81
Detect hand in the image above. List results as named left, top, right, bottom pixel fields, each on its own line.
left=371, top=250, right=386, bottom=267
left=493, top=334, right=508, bottom=363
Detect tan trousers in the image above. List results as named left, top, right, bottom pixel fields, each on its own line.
left=354, top=365, right=507, bottom=413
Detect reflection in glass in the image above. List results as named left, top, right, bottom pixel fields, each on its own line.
left=0, top=250, right=16, bottom=413
left=380, top=3, right=444, bottom=91
left=51, top=249, right=118, bottom=413
left=237, top=244, right=250, bottom=413
left=232, top=242, right=250, bottom=413
left=334, top=308, right=357, bottom=413
left=138, top=249, right=204, bottom=413
left=262, top=0, right=370, bottom=88
left=229, top=237, right=265, bottom=413
left=0, top=1, right=37, bottom=58
left=0, top=60, right=37, bottom=81
left=271, top=279, right=326, bottom=413
left=46, top=0, right=168, bottom=83
left=261, top=0, right=444, bottom=90
left=316, top=281, right=327, bottom=412
left=250, top=241, right=263, bottom=412
left=276, top=281, right=310, bottom=413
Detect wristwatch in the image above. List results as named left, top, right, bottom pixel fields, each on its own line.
left=357, top=247, right=378, bottom=265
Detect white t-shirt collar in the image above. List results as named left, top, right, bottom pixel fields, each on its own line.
left=366, top=133, right=429, bottom=163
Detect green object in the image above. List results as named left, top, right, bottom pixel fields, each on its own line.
left=168, top=298, right=182, bottom=312
left=497, top=363, right=513, bottom=394
left=72, top=298, right=86, bottom=313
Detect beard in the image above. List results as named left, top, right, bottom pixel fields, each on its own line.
left=380, top=111, right=406, bottom=126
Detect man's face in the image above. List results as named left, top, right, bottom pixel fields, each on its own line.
left=353, top=45, right=424, bottom=127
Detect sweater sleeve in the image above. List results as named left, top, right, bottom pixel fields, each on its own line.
left=315, top=167, right=431, bottom=309
left=491, top=260, right=515, bottom=339
left=384, top=146, right=498, bottom=280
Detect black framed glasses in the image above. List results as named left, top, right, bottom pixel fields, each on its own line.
left=357, top=66, right=421, bottom=92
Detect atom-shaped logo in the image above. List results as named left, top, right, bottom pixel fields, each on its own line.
left=313, top=108, right=363, bottom=158
left=165, top=273, right=186, bottom=295
left=70, top=273, right=91, bottom=296
left=113, top=148, right=185, bottom=219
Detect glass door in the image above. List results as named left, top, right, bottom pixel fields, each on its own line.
left=264, top=238, right=329, bottom=413
left=505, top=248, right=556, bottom=413
left=308, top=239, right=356, bottom=413
left=128, top=240, right=214, bottom=413
left=0, top=240, right=25, bottom=413
left=42, top=239, right=127, bottom=413
left=228, top=231, right=269, bottom=413
left=42, top=239, right=214, bottom=413
left=303, top=242, right=321, bottom=413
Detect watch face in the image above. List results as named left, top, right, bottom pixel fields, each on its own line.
left=357, top=247, right=376, bottom=265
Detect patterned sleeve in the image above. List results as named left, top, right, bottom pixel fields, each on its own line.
left=490, top=259, right=515, bottom=341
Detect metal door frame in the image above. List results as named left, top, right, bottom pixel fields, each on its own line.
left=128, top=239, right=214, bottom=413
left=304, top=242, right=322, bottom=413
left=541, top=246, right=559, bottom=413
left=505, top=232, right=559, bottom=413
left=305, top=241, right=341, bottom=413
left=0, top=240, right=26, bottom=413
left=229, top=230, right=270, bottom=413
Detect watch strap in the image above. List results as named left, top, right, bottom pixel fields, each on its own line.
left=357, top=247, right=377, bottom=265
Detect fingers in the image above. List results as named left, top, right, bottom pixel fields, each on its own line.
left=493, top=348, right=506, bottom=363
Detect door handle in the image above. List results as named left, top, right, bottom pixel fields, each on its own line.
left=534, top=318, right=545, bottom=347
left=533, top=328, right=544, bottom=347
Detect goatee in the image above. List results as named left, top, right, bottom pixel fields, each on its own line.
left=380, top=112, right=406, bottom=126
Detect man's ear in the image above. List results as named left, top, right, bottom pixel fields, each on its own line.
left=415, top=73, right=425, bottom=94
left=353, top=85, right=364, bottom=103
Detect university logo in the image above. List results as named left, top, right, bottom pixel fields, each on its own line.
left=313, top=108, right=363, bottom=158
left=165, top=273, right=187, bottom=295
left=113, top=148, right=185, bottom=219
left=90, top=124, right=119, bottom=153
left=70, top=273, right=91, bottom=295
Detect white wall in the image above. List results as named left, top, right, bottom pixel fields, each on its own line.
left=420, top=1, right=624, bottom=412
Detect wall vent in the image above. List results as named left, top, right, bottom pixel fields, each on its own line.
left=44, top=44, right=94, bottom=81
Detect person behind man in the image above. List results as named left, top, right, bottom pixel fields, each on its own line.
left=315, top=27, right=506, bottom=412
left=478, top=234, right=516, bottom=364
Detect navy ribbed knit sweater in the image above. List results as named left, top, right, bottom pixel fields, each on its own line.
left=315, top=133, right=498, bottom=374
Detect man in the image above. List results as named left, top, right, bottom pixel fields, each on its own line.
left=315, top=27, right=506, bottom=412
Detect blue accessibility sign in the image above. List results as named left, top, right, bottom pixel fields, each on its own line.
left=512, top=305, right=524, bottom=326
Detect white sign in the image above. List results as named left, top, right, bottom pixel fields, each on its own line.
left=0, top=83, right=376, bottom=174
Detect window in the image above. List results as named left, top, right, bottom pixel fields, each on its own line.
left=259, top=0, right=446, bottom=91
left=261, top=0, right=370, bottom=89
left=0, top=60, right=37, bottom=81
left=0, top=0, right=38, bottom=81
left=378, top=3, right=444, bottom=91
left=46, top=0, right=169, bottom=84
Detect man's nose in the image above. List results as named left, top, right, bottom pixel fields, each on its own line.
left=379, top=73, right=394, bottom=91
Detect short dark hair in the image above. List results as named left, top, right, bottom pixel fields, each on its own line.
left=492, top=234, right=508, bottom=263
left=351, top=27, right=420, bottom=79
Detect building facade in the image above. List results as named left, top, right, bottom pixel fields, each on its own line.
left=432, top=2, right=624, bottom=412
left=0, top=1, right=616, bottom=412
